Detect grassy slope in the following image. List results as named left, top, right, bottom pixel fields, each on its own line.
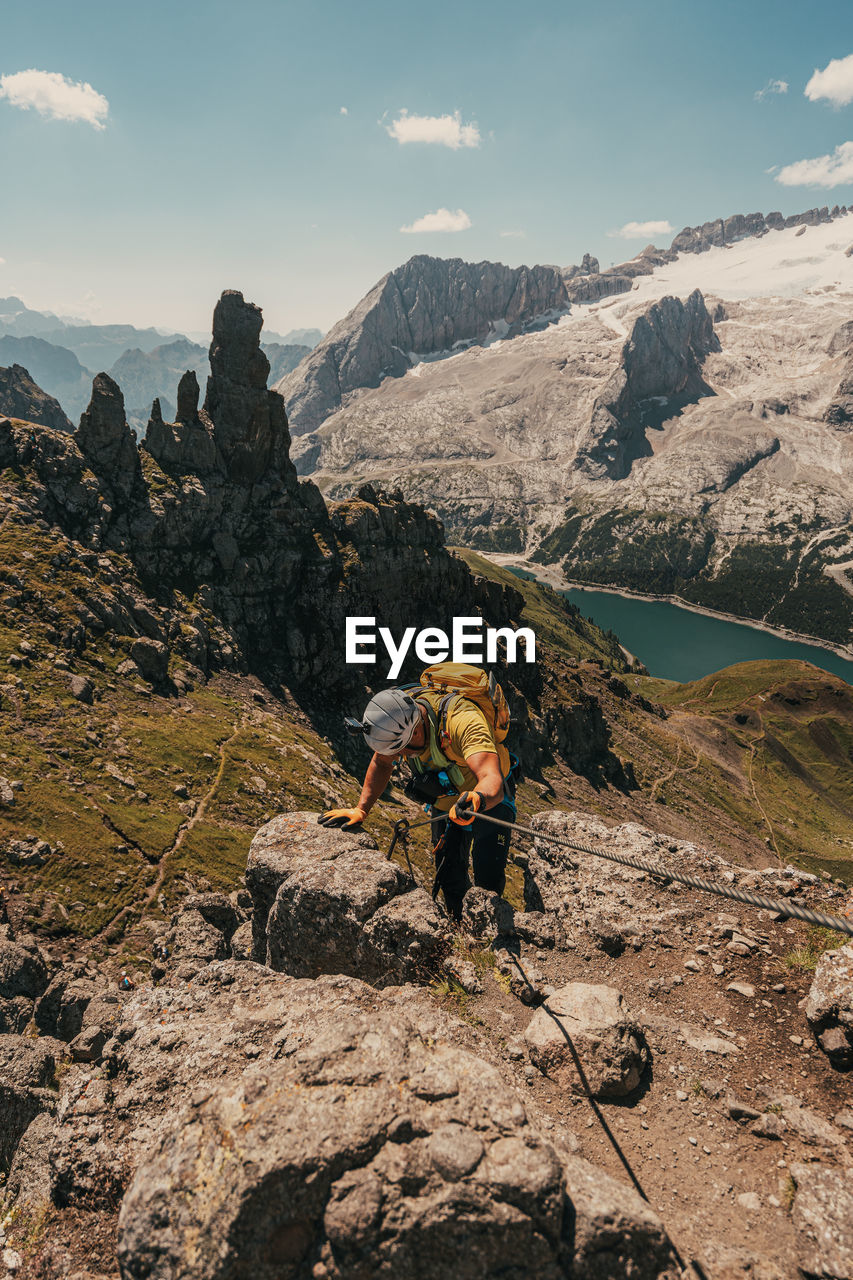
left=2, top=477, right=851, bottom=965
left=451, top=547, right=631, bottom=668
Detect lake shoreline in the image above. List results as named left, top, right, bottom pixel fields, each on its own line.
left=488, top=554, right=853, bottom=666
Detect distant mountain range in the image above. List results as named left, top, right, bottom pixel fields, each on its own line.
left=274, top=203, right=853, bottom=651
left=0, top=297, right=321, bottom=430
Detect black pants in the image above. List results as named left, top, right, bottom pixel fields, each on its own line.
left=432, top=796, right=515, bottom=921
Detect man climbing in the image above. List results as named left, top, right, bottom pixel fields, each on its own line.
left=320, top=664, right=517, bottom=921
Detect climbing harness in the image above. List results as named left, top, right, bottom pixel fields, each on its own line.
left=385, top=811, right=853, bottom=937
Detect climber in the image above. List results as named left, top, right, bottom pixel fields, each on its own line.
left=320, top=664, right=518, bottom=921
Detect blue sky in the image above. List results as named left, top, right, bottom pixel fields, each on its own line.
left=1, top=0, right=852, bottom=336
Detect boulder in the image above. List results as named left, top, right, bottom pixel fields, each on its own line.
left=167, top=908, right=228, bottom=973
left=68, top=673, right=94, bottom=704
left=34, top=973, right=98, bottom=1040
left=247, top=812, right=449, bottom=986
left=116, top=996, right=569, bottom=1280
left=0, top=936, right=50, bottom=1032
left=461, top=886, right=515, bottom=938
left=183, top=891, right=240, bottom=940
left=805, top=942, right=853, bottom=1068
left=129, top=637, right=169, bottom=685
left=562, top=1154, right=680, bottom=1280
left=229, top=919, right=253, bottom=960
left=525, top=983, right=649, bottom=1098
left=791, top=1163, right=853, bottom=1280
left=0, top=1034, right=63, bottom=1172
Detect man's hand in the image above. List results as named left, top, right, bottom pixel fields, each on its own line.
left=448, top=791, right=483, bottom=826
left=318, top=807, right=367, bottom=830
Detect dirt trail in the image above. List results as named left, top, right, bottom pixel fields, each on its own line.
left=92, top=714, right=244, bottom=942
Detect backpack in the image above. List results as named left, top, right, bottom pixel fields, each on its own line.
left=418, top=663, right=510, bottom=745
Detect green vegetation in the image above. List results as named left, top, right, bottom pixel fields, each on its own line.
left=638, top=661, right=853, bottom=880
left=530, top=503, right=853, bottom=649
left=783, top=926, right=847, bottom=972
left=451, top=547, right=631, bottom=670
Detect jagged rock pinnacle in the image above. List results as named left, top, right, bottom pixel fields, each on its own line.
left=75, top=373, right=140, bottom=500
left=176, top=370, right=200, bottom=424
left=203, top=290, right=290, bottom=484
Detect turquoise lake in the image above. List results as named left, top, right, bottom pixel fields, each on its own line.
left=540, top=580, right=853, bottom=686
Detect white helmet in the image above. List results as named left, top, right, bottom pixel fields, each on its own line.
left=359, top=688, right=421, bottom=754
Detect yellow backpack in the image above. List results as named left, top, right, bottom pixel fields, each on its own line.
left=419, top=663, right=510, bottom=744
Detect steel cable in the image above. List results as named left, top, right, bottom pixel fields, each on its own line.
left=386, top=811, right=853, bottom=937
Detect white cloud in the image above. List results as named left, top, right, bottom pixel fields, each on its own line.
left=500, top=229, right=526, bottom=239
left=607, top=219, right=674, bottom=239
left=340, top=106, right=348, bottom=115
left=805, top=53, right=853, bottom=107
left=775, top=140, right=853, bottom=187
left=0, top=69, right=109, bottom=129
left=0, top=258, right=5, bottom=267
left=754, top=78, right=788, bottom=101
left=386, top=110, right=480, bottom=149
left=400, top=208, right=472, bottom=233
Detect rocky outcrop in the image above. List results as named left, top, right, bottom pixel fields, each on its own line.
left=805, top=941, right=853, bottom=1068
left=670, top=204, right=850, bottom=254
left=75, top=372, right=141, bottom=502
left=276, top=255, right=570, bottom=432
left=525, top=983, right=650, bottom=1097
left=576, top=289, right=719, bottom=480
left=0, top=931, right=51, bottom=1033
left=0, top=363, right=73, bottom=432
left=824, top=359, right=853, bottom=428
left=564, top=273, right=633, bottom=305
left=1, top=290, right=545, bottom=702
left=246, top=812, right=449, bottom=985
left=790, top=1163, right=853, bottom=1280
left=117, top=992, right=569, bottom=1280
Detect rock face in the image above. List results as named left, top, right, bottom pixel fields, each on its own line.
left=791, top=1162, right=853, bottom=1280
left=117, top=990, right=569, bottom=1280
left=525, top=983, right=649, bottom=1097
left=0, top=363, right=74, bottom=432
left=575, top=289, right=719, bottom=481
left=0, top=290, right=544, bottom=702
left=247, top=812, right=449, bottom=985
left=276, top=255, right=570, bottom=432
left=0, top=932, right=50, bottom=1032
left=1, top=959, right=676, bottom=1279
left=670, top=204, right=850, bottom=254
left=75, top=372, right=141, bottom=501
left=805, top=942, right=853, bottom=1068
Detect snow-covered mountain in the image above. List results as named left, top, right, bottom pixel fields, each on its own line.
left=285, top=209, right=853, bottom=650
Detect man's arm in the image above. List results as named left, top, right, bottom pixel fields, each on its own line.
left=464, top=751, right=504, bottom=809
left=319, top=752, right=396, bottom=828
left=356, top=752, right=396, bottom=816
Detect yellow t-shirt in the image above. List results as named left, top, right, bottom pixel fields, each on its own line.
left=413, top=692, right=510, bottom=811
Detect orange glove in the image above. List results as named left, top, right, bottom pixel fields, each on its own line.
left=448, top=790, right=484, bottom=826
left=318, top=807, right=367, bottom=830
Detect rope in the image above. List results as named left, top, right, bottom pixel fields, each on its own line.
left=386, top=810, right=853, bottom=938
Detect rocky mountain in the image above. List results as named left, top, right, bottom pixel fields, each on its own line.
left=0, top=364, right=73, bottom=432
left=0, top=335, right=93, bottom=421
left=262, top=340, right=312, bottom=383
left=275, top=256, right=571, bottom=433
left=107, top=337, right=208, bottom=432
left=1, top=285, right=853, bottom=1277
left=265, top=325, right=324, bottom=348
left=287, top=211, right=853, bottom=650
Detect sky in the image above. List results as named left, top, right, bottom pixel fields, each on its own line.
left=2, top=0, right=853, bottom=337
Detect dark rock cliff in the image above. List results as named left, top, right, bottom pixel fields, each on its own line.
left=276, top=255, right=570, bottom=433
left=0, top=364, right=74, bottom=433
